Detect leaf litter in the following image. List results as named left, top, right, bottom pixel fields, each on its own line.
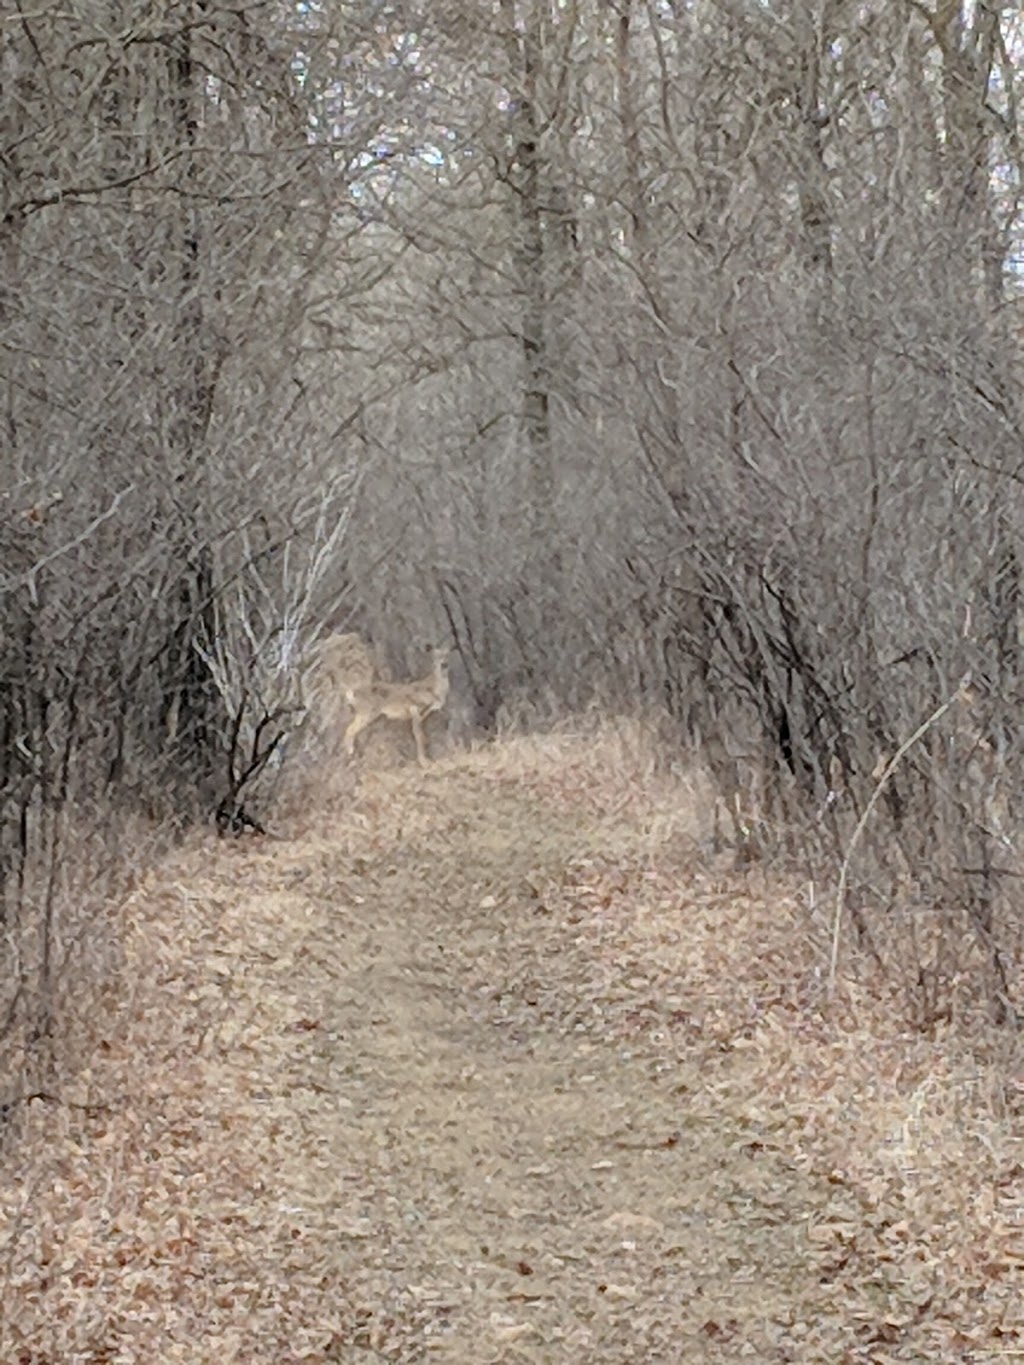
left=1, top=722, right=1022, bottom=1362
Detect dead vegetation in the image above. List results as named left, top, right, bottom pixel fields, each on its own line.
left=3, top=15, right=1023, bottom=1354
left=4, top=1, right=1024, bottom=1128
left=2, top=724, right=1021, bottom=1363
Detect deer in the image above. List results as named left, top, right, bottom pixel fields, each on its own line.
left=342, top=644, right=451, bottom=767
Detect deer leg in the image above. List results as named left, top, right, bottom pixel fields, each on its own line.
left=410, top=709, right=428, bottom=767
left=343, top=710, right=371, bottom=757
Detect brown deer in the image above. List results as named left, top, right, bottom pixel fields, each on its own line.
left=342, top=644, right=451, bottom=767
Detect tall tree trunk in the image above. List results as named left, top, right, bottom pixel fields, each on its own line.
left=614, top=0, right=649, bottom=257
left=499, top=0, right=555, bottom=528
left=164, top=4, right=223, bottom=797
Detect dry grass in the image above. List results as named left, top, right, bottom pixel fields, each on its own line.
left=0, top=806, right=168, bottom=1108
left=1, top=718, right=1022, bottom=1361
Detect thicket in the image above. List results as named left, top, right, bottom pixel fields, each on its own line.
left=2, top=1, right=1022, bottom=1097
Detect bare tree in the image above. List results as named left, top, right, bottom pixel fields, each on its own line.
left=3, top=0, right=1024, bottom=1095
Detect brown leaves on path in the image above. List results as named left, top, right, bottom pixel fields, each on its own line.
left=2, top=723, right=1023, bottom=1361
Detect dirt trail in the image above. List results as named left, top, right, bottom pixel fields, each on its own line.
left=257, top=764, right=820, bottom=1362
left=244, top=791, right=813, bottom=1365
left=4, top=732, right=1022, bottom=1362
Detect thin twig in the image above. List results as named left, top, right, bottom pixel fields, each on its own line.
left=6, top=486, right=135, bottom=603
left=829, top=674, right=972, bottom=989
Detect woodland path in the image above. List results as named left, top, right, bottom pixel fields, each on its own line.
left=4, top=731, right=1018, bottom=1362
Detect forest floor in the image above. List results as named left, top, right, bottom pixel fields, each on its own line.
left=2, top=723, right=1023, bottom=1363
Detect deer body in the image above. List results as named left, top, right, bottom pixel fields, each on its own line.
left=343, top=645, right=451, bottom=767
